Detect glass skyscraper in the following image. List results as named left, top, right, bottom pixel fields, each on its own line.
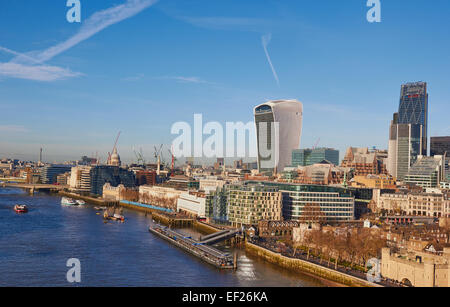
left=90, top=165, right=136, bottom=196
left=398, top=82, right=428, bottom=155
left=292, top=148, right=340, bottom=167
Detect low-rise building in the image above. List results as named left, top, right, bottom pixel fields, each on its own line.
left=177, top=192, right=206, bottom=218
left=381, top=247, right=450, bottom=287
left=102, top=183, right=127, bottom=201
left=258, top=220, right=300, bottom=240
left=199, top=176, right=228, bottom=192
left=139, top=185, right=182, bottom=210
left=341, top=147, right=387, bottom=176
left=350, top=174, right=397, bottom=189
left=375, top=190, right=450, bottom=218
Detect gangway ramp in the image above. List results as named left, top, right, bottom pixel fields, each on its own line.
left=199, top=230, right=229, bottom=242
left=199, top=229, right=240, bottom=245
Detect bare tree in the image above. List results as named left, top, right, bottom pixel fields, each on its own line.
left=299, top=203, right=326, bottom=224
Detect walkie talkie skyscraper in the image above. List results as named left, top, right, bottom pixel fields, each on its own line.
left=254, top=100, right=303, bottom=175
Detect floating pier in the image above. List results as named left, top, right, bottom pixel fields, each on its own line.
left=149, top=225, right=236, bottom=269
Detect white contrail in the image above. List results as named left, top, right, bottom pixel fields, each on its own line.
left=13, top=0, right=159, bottom=65
left=0, top=46, right=40, bottom=64
left=261, top=33, right=279, bottom=87
left=0, top=0, right=158, bottom=81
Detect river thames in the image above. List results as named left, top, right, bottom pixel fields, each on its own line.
left=0, top=188, right=325, bottom=287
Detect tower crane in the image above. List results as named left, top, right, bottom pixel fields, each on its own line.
left=168, top=146, right=177, bottom=177
left=154, top=144, right=164, bottom=175
left=107, top=131, right=121, bottom=165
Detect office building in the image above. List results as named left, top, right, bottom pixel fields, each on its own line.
left=69, top=166, right=93, bottom=193
left=227, top=184, right=283, bottom=227
left=205, top=187, right=228, bottom=224
left=387, top=112, right=424, bottom=180
left=292, top=148, right=339, bottom=167
left=254, top=100, right=303, bottom=175
left=246, top=181, right=355, bottom=223
left=135, top=170, right=157, bottom=186
left=404, top=155, right=446, bottom=188
left=398, top=82, right=428, bottom=155
left=90, top=165, right=135, bottom=196
left=431, top=136, right=450, bottom=156
left=40, top=164, right=73, bottom=184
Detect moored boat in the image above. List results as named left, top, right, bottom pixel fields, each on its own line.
left=103, top=208, right=125, bottom=222
left=75, top=199, right=86, bottom=205
left=61, top=197, right=78, bottom=206
left=14, top=204, right=28, bottom=213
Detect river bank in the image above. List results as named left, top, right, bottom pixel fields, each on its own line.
left=245, top=242, right=381, bottom=287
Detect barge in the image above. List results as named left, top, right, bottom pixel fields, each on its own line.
left=149, top=225, right=235, bottom=269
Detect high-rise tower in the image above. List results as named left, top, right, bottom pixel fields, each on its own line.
left=387, top=112, right=424, bottom=180
left=254, top=100, right=303, bottom=174
left=398, top=82, right=428, bottom=155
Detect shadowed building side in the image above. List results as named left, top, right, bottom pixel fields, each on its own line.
left=254, top=100, right=303, bottom=175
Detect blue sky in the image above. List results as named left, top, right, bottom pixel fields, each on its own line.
left=0, top=0, right=449, bottom=163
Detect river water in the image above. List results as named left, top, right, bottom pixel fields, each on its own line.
left=0, top=188, right=324, bottom=287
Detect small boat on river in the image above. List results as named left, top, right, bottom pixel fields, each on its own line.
left=14, top=204, right=28, bottom=213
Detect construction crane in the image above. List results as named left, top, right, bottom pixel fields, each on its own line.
left=133, top=147, right=146, bottom=166
left=168, top=146, right=177, bottom=177
left=107, top=131, right=121, bottom=165
left=154, top=144, right=164, bottom=175
left=312, top=138, right=321, bottom=150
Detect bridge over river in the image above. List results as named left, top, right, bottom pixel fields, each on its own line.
left=1, top=182, right=66, bottom=194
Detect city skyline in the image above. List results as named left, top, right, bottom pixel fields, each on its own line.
left=1, top=0, right=450, bottom=162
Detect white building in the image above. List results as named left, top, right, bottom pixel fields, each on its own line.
left=199, top=176, right=228, bottom=192
left=69, top=166, right=92, bottom=193
left=176, top=192, right=206, bottom=218
left=254, top=100, right=303, bottom=174
left=138, top=185, right=182, bottom=202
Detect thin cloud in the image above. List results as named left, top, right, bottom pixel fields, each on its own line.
left=0, top=62, right=82, bottom=81
left=180, top=16, right=271, bottom=32
left=121, top=73, right=145, bottom=81
left=261, top=33, right=279, bottom=87
left=1, top=0, right=158, bottom=81
left=0, top=125, right=29, bottom=133
left=156, top=76, right=213, bottom=84
left=15, top=0, right=159, bottom=65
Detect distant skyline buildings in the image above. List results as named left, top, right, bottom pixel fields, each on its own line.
left=254, top=100, right=303, bottom=174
